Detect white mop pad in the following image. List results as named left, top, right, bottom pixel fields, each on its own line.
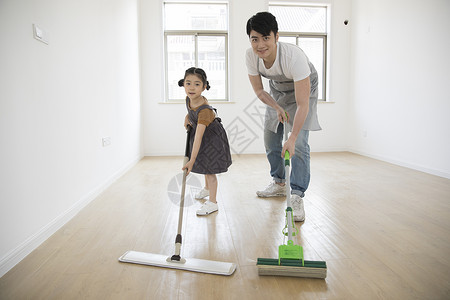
left=119, top=251, right=236, bottom=276
left=119, top=128, right=236, bottom=277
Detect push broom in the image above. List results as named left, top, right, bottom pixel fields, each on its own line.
left=119, top=126, right=236, bottom=276
left=256, top=120, right=327, bottom=278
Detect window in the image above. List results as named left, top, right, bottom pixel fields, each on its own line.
left=269, top=4, right=328, bottom=101
left=164, top=2, right=228, bottom=102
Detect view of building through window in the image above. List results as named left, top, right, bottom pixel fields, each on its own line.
left=163, top=3, right=328, bottom=101
left=164, top=3, right=228, bottom=101
left=270, top=5, right=328, bottom=100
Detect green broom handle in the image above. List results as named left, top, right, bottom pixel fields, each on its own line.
left=285, top=151, right=290, bottom=165
left=284, top=118, right=294, bottom=242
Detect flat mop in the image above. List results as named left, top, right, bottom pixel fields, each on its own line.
left=257, top=120, right=327, bottom=278
left=119, top=126, right=236, bottom=276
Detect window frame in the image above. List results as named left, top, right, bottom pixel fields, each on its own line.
left=163, top=2, right=229, bottom=103
left=269, top=4, right=329, bottom=101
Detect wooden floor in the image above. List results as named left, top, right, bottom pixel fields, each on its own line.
left=1, top=152, right=450, bottom=299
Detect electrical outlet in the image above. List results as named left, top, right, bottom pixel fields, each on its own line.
left=102, top=137, right=111, bottom=147
left=33, top=24, right=49, bottom=44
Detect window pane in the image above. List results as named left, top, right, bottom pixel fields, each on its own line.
left=269, top=6, right=326, bottom=33
left=298, top=37, right=324, bottom=99
left=278, top=36, right=296, bottom=45
left=167, top=35, right=195, bottom=100
left=165, top=3, right=227, bottom=31
left=198, top=36, right=226, bottom=100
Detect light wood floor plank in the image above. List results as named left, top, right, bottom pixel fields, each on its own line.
left=1, top=152, right=449, bottom=299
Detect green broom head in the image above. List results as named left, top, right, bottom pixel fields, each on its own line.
left=278, top=240, right=304, bottom=266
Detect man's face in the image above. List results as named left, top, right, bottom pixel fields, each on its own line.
left=249, top=30, right=279, bottom=61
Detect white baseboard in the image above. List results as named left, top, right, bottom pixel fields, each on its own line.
left=145, top=148, right=449, bottom=180
left=0, top=155, right=143, bottom=278
left=348, top=149, right=450, bottom=180
left=311, top=147, right=348, bottom=153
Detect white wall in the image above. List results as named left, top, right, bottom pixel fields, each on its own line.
left=141, top=0, right=450, bottom=178
left=2, top=0, right=448, bottom=280
left=349, top=0, right=450, bottom=178
left=141, top=0, right=352, bottom=156
left=0, top=0, right=142, bottom=277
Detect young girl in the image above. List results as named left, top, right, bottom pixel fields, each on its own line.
left=178, top=67, right=232, bottom=216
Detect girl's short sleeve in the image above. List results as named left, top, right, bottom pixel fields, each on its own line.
left=198, top=108, right=215, bottom=126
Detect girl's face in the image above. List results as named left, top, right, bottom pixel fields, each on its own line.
left=184, top=74, right=206, bottom=101
left=249, top=30, right=279, bottom=62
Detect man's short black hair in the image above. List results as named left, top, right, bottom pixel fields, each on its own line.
left=246, top=12, right=278, bottom=37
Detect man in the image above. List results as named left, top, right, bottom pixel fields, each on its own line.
left=245, top=12, right=321, bottom=221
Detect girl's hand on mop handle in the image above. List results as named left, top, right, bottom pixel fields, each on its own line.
left=182, top=160, right=194, bottom=175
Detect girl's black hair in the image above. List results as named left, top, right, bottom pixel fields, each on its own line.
left=178, top=67, right=211, bottom=90
left=246, top=11, right=278, bottom=37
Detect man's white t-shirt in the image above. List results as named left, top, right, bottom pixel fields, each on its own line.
left=246, top=42, right=311, bottom=82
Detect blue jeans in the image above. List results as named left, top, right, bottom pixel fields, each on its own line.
left=264, top=123, right=310, bottom=197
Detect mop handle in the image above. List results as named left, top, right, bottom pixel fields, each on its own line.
left=178, top=126, right=191, bottom=233
left=173, top=126, right=191, bottom=259
left=178, top=125, right=191, bottom=233
left=177, top=164, right=188, bottom=235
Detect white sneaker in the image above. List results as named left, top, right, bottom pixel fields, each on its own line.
left=291, top=195, right=305, bottom=222
left=195, top=188, right=209, bottom=199
left=256, top=181, right=286, bottom=197
left=196, top=200, right=218, bottom=216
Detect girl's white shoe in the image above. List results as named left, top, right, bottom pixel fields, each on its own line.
left=195, top=188, right=209, bottom=199
left=196, top=200, right=218, bottom=215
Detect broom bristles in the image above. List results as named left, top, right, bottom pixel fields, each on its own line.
left=257, top=258, right=327, bottom=278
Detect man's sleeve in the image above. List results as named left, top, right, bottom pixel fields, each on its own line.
left=245, top=48, right=260, bottom=76
left=287, top=48, right=311, bottom=82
